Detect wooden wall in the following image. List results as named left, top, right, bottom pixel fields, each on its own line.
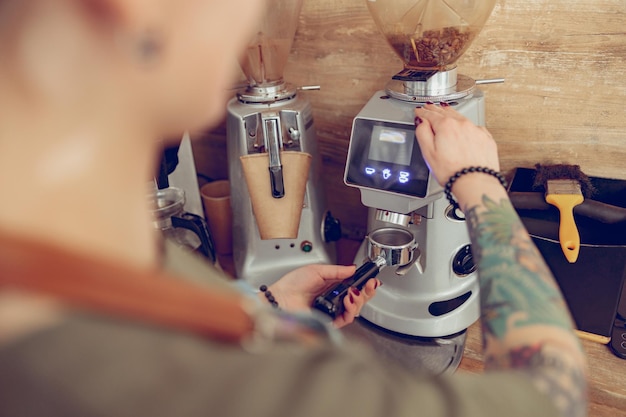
left=193, top=0, right=626, bottom=240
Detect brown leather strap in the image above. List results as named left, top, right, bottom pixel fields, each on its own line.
left=0, top=232, right=254, bottom=343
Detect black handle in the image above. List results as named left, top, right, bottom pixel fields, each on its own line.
left=323, top=211, right=342, bottom=243
left=171, top=212, right=216, bottom=263
left=269, top=166, right=285, bottom=198
left=155, top=142, right=181, bottom=190
left=312, top=260, right=382, bottom=319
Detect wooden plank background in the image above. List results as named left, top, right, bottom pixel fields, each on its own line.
left=193, top=0, right=626, bottom=240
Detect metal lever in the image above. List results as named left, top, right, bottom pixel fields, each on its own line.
left=475, top=78, right=505, bottom=85
left=297, top=85, right=321, bottom=91
left=264, top=118, right=284, bottom=198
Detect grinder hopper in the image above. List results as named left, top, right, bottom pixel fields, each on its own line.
left=367, top=0, right=496, bottom=71
left=238, top=0, right=304, bottom=92
left=367, top=0, right=497, bottom=101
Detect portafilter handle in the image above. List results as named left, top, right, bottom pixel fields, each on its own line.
left=312, top=256, right=387, bottom=320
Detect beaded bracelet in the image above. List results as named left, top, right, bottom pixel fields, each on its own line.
left=259, top=285, right=280, bottom=309
left=444, top=166, right=508, bottom=212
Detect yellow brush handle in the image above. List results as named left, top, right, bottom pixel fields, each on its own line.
left=545, top=194, right=584, bottom=263
left=576, top=330, right=611, bottom=345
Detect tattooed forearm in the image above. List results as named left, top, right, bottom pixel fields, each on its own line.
left=465, top=196, right=575, bottom=338
left=466, top=194, right=588, bottom=417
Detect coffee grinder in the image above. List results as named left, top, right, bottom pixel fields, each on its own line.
left=227, top=0, right=340, bottom=287
left=345, top=0, right=502, bottom=338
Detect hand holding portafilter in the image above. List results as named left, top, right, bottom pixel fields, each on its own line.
left=313, top=226, right=419, bottom=319
left=313, top=257, right=387, bottom=319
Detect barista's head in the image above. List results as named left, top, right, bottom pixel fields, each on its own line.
left=0, top=0, right=267, bottom=137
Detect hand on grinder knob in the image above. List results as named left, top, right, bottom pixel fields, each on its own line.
left=415, top=103, right=505, bottom=211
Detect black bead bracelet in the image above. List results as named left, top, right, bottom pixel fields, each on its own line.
left=444, top=167, right=508, bottom=212
left=259, top=285, right=280, bottom=309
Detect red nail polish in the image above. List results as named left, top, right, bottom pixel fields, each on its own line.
left=440, top=102, right=449, bottom=107
left=349, top=294, right=355, bottom=303
left=414, top=116, right=422, bottom=126
left=352, top=287, right=360, bottom=296
left=426, top=101, right=434, bottom=105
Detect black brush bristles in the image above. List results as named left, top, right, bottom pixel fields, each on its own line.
left=532, top=163, right=596, bottom=197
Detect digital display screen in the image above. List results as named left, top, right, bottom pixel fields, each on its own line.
left=345, top=119, right=430, bottom=198
left=368, top=126, right=414, bottom=166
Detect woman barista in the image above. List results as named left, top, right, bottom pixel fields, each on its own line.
left=0, top=1, right=586, bottom=417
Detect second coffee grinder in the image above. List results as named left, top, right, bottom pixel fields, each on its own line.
left=226, top=0, right=340, bottom=287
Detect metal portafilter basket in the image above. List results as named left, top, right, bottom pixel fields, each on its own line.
left=313, top=228, right=418, bottom=319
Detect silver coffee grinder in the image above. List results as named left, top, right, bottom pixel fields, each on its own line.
left=226, top=0, right=340, bottom=287
left=346, top=0, right=502, bottom=340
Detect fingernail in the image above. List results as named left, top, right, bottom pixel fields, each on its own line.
left=426, top=101, right=434, bottom=105
left=349, top=294, right=355, bottom=304
left=440, top=102, right=449, bottom=107
left=352, top=287, right=360, bottom=296
left=414, top=116, right=422, bottom=126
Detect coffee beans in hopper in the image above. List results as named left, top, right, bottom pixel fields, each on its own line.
left=389, top=26, right=475, bottom=69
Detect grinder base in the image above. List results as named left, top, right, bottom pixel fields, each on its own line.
left=342, top=317, right=466, bottom=375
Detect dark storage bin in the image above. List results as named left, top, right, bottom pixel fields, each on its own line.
left=508, top=167, right=626, bottom=341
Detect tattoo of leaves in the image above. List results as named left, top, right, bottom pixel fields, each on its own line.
left=467, top=195, right=574, bottom=339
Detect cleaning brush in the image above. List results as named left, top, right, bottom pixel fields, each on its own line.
left=533, top=164, right=595, bottom=263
